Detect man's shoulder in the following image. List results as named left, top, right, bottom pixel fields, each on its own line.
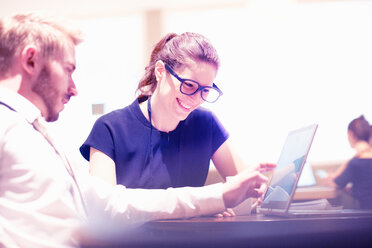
left=0, top=106, right=29, bottom=140
left=0, top=105, right=23, bottom=125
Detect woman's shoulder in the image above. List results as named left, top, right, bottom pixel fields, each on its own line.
left=95, top=101, right=137, bottom=125
left=96, top=99, right=150, bottom=130
left=98, top=106, right=129, bottom=121
left=182, top=107, right=217, bottom=127
left=189, top=106, right=215, bottom=119
left=348, top=156, right=372, bottom=166
left=111, top=100, right=140, bottom=117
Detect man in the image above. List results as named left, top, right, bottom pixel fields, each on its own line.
left=0, top=13, right=271, bottom=247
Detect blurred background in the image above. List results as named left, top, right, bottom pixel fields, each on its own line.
left=1, top=0, right=372, bottom=168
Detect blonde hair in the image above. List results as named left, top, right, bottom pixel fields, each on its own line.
left=0, top=13, right=83, bottom=75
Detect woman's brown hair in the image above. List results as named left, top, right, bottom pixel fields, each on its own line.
left=348, top=115, right=371, bottom=142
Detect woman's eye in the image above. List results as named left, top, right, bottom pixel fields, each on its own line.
left=184, top=82, right=195, bottom=88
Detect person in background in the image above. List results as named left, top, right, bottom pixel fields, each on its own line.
left=330, top=115, right=372, bottom=209
left=80, top=32, right=274, bottom=216
left=0, top=13, right=273, bottom=247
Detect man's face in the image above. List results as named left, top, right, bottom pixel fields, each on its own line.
left=32, top=43, right=78, bottom=122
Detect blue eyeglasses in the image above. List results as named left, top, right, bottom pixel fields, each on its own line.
left=164, top=63, right=223, bottom=103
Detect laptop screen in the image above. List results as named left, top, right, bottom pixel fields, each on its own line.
left=260, top=124, right=318, bottom=211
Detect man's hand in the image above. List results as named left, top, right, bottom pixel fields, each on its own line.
left=254, top=163, right=276, bottom=173
left=222, top=170, right=268, bottom=209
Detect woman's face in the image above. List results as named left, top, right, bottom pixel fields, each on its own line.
left=157, top=61, right=217, bottom=122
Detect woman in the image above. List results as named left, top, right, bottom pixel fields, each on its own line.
left=331, top=115, right=372, bottom=209
left=80, top=32, right=272, bottom=203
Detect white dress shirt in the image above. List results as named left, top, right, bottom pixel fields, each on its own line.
left=0, top=87, right=225, bottom=248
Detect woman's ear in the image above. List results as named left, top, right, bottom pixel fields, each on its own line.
left=20, top=45, right=39, bottom=75
left=154, top=60, right=166, bottom=83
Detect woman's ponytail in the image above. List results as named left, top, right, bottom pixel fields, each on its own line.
left=137, top=33, right=177, bottom=101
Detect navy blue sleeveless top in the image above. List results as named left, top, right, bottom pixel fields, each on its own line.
left=80, top=99, right=228, bottom=189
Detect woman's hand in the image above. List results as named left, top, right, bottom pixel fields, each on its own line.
left=214, top=208, right=236, bottom=218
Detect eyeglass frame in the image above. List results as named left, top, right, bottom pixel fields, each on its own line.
left=164, top=63, right=223, bottom=103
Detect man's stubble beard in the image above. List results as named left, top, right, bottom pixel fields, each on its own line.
left=32, top=65, right=60, bottom=122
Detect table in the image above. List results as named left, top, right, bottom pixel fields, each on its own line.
left=82, top=213, right=372, bottom=248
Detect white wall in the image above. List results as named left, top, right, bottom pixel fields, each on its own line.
left=2, top=0, right=372, bottom=166
left=163, top=1, right=372, bottom=165
left=48, top=14, right=145, bottom=165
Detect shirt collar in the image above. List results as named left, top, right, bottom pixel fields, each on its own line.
left=0, top=86, right=42, bottom=124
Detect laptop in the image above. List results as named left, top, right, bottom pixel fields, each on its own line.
left=296, top=161, right=336, bottom=195
left=257, top=124, right=372, bottom=217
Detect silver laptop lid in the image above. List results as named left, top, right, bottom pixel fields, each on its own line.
left=259, top=124, right=318, bottom=214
